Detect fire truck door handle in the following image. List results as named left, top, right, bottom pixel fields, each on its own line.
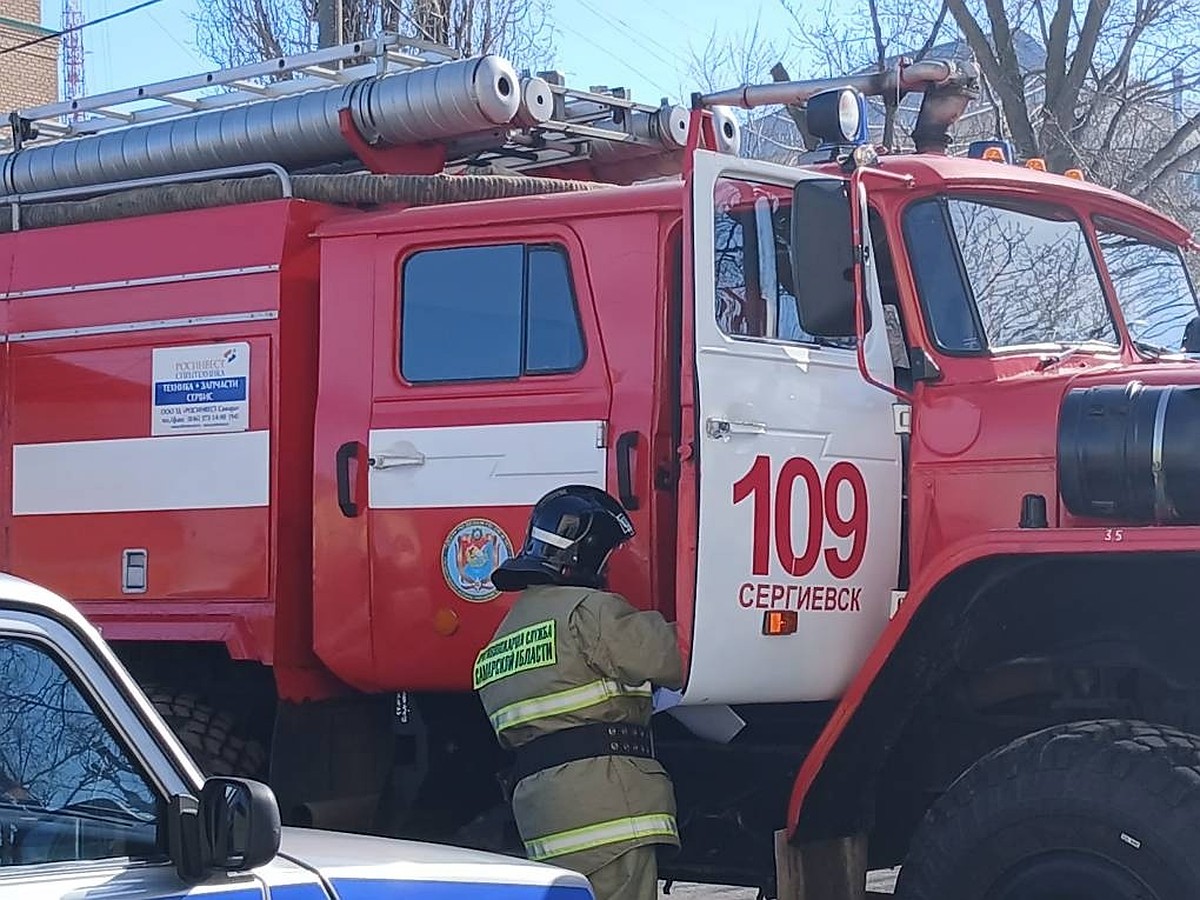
left=705, top=417, right=766, bottom=439
left=368, top=451, right=425, bottom=470
left=336, top=441, right=361, bottom=518
left=615, top=431, right=640, bottom=511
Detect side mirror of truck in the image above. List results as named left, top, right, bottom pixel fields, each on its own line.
left=790, top=178, right=862, bottom=338
left=169, top=777, right=281, bottom=883
left=1183, top=315, right=1200, bottom=353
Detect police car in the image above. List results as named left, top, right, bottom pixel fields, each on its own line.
left=0, top=572, right=594, bottom=899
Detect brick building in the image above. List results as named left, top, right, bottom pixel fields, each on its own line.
left=0, top=0, right=58, bottom=111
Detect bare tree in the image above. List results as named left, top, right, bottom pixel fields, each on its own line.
left=193, top=0, right=555, bottom=70
left=689, top=0, right=950, bottom=155
left=941, top=0, right=1200, bottom=198
left=686, top=14, right=801, bottom=159
left=787, top=0, right=950, bottom=147
left=694, top=1, right=1200, bottom=233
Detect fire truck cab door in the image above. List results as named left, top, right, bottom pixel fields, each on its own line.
left=681, top=149, right=903, bottom=706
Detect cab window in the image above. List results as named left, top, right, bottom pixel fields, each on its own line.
left=399, top=243, right=585, bottom=383
left=713, top=177, right=856, bottom=350
left=904, top=196, right=1118, bottom=353
left=0, top=638, right=160, bottom=867
left=1094, top=218, right=1200, bottom=354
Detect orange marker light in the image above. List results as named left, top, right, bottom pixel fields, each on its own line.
left=763, top=610, right=798, bottom=636
left=433, top=607, right=460, bottom=636
left=1025, top=157, right=1047, bottom=171
left=981, top=146, right=1006, bottom=162
left=1064, top=168, right=1085, bottom=180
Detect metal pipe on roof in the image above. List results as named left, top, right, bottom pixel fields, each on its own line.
left=697, top=59, right=968, bottom=110
left=0, top=55, right=522, bottom=195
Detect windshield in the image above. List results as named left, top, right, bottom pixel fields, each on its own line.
left=1094, top=220, right=1200, bottom=355
left=903, top=196, right=1118, bottom=354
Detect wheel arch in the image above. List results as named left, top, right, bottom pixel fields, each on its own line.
left=787, top=545, right=1200, bottom=851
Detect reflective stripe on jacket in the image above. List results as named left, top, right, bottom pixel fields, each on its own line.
left=475, top=584, right=685, bottom=874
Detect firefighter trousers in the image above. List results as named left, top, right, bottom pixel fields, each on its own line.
left=587, top=846, right=658, bottom=900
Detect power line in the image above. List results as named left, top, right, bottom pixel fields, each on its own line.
left=0, top=0, right=165, bottom=56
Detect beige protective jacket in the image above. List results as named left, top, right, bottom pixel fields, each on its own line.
left=474, top=584, right=685, bottom=874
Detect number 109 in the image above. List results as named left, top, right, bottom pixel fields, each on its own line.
left=732, top=454, right=869, bottom=580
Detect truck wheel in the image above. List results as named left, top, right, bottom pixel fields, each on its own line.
left=894, top=719, right=1200, bottom=900
left=146, top=686, right=267, bottom=779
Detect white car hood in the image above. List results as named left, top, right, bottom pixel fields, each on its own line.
left=277, top=826, right=594, bottom=899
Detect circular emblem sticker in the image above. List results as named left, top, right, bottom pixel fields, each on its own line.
left=442, top=518, right=514, bottom=603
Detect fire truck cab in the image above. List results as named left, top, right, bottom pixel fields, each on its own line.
left=3, top=37, right=1200, bottom=899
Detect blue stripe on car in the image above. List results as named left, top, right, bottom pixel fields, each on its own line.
left=329, top=878, right=593, bottom=899
left=268, top=885, right=333, bottom=899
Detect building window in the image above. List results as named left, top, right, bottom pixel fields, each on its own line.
left=400, top=243, right=585, bottom=383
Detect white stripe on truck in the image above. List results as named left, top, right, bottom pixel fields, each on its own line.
left=12, top=430, right=270, bottom=515
left=368, top=420, right=607, bottom=510
left=11, top=419, right=608, bottom=516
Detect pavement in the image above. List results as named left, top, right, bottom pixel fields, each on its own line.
left=660, top=869, right=900, bottom=896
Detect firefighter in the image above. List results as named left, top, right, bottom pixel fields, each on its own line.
left=474, top=484, right=684, bottom=900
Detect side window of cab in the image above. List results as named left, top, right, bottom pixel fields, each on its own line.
left=399, top=242, right=586, bottom=383
left=712, top=176, right=858, bottom=351
left=0, top=637, right=161, bottom=868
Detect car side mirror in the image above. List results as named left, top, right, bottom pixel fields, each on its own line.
left=168, top=778, right=281, bottom=882
left=201, top=777, right=281, bottom=872
left=789, top=178, right=864, bottom=338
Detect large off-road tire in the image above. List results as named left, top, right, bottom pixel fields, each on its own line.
left=894, top=719, right=1200, bottom=900
left=145, top=685, right=268, bottom=779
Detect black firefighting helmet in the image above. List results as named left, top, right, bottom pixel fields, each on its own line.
left=491, top=485, right=635, bottom=591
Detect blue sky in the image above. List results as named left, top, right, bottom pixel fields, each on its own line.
left=43, top=0, right=798, bottom=108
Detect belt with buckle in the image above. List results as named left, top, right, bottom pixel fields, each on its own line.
left=511, top=721, right=654, bottom=784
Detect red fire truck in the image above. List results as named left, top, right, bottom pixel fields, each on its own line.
left=3, top=34, right=1200, bottom=898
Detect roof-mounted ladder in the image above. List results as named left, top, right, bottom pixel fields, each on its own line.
left=3, top=32, right=717, bottom=175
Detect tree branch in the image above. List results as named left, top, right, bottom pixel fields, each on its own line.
left=1129, top=108, right=1200, bottom=194
left=1138, top=140, right=1200, bottom=199
left=912, top=0, right=948, bottom=62
left=947, top=0, right=1039, bottom=156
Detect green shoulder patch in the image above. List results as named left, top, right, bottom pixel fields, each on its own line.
left=473, top=619, right=558, bottom=690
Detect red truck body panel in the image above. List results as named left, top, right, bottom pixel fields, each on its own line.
left=0, top=200, right=339, bottom=695
left=310, top=184, right=685, bottom=693
left=777, top=155, right=1200, bottom=829
left=0, top=182, right=690, bottom=702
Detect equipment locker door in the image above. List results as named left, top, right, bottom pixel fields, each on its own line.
left=679, top=149, right=903, bottom=706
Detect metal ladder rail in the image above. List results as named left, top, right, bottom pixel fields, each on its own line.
left=1, top=34, right=694, bottom=173
left=445, top=78, right=686, bottom=171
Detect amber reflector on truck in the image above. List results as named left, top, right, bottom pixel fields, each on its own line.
left=762, top=611, right=799, bottom=636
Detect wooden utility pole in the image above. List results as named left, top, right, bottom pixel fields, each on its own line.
left=317, top=0, right=344, bottom=48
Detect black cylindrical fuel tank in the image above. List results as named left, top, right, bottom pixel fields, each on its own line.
left=1058, top=382, right=1200, bottom=523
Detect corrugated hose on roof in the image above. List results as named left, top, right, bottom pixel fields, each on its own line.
left=0, top=171, right=607, bottom=232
